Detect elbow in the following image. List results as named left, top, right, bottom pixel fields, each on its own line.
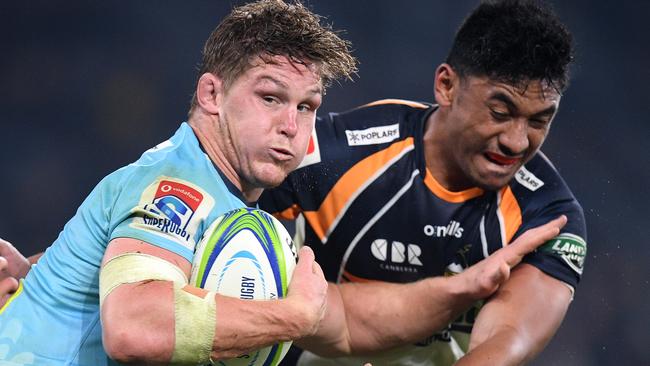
left=101, top=283, right=174, bottom=363
left=103, top=325, right=140, bottom=363
left=103, top=319, right=169, bottom=363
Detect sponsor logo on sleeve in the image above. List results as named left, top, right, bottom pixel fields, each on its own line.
left=296, top=129, right=321, bottom=169
left=539, top=233, right=587, bottom=274
left=132, top=177, right=214, bottom=250
left=345, top=123, right=400, bottom=146
left=515, top=166, right=544, bottom=191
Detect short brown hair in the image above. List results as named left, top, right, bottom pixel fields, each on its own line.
left=189, top=0, right=357, bottom=113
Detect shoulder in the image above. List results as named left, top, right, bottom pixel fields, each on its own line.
left=295, top=99, right=431, bottom=176
left=309, top=98, right=432, bottom=160
left=511, top=152, right=588, bottom=285
left=507, top=151, right=587, bottom=250
left=100, top=123, right=226, bottom=223
left=321, top=98, right=431, bottom=129
left=509, top=152, right=582, bottom=211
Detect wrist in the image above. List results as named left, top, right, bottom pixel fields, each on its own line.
left=281, top=297, right=318, bottom=340
left=438, top=273, right=478, bottom=306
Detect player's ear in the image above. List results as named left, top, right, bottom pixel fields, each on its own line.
left=196, top=72, right=224, bottom=115
left=434, top=63, right=457, bottom=107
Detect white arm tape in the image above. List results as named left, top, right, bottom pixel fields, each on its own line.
left=171, top=283, right=217, bottom=364
left=99, top=252, right=188, bottom=306
left=99, top=252, right=216, bottom=364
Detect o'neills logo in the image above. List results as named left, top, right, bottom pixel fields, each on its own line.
left=540, top=233, right=587, bottom=274
left=423, top=220, right=464, bottom=238
left=345, top=123, right=400, bottom=146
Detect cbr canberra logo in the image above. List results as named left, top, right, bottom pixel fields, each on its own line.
left=371, top=239, right=422, bottom=273
left=345, top=123, right=400, bottom=146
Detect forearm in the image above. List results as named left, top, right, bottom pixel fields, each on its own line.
left=211, top=292, right=305, bottom=359
left=455, top=327, right=530, bottom=366
left=458, top=265, right=572, bottom=366
left=102, top=281, right=306, bottom=363
left=299, top=276, right=476, bottom=356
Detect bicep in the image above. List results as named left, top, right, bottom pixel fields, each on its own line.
left=100, top=238, right=192, bottom=360
left=469, top=263, right=573, bottom=359
left=102, top=237, right=191, bottom=275
left=101, top=237, right=192, bottom=310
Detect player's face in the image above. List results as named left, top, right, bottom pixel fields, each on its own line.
left=444, top=76, right=560, bottom=191
left=217, top=55, right=322, bottom=191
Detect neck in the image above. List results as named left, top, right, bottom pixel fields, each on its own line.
left=188, top=114, right=263, bottom=203
left=423, top=109, right=471, bottom=192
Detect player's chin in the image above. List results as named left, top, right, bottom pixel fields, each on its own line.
left=475, top=172, right=516, bottom=191
left=254, top=165, right=293, bottom=188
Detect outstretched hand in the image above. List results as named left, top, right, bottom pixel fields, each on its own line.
left=455, top=215, right=567, bottom=300
left=0, top=238, right=31, bottom=307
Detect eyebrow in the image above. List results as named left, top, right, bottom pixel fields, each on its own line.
left=258, top=75, right=322, bottom=95
left=489, top=92, right=557, bottom=118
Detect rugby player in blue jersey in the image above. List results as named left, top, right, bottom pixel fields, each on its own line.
left=1, top=1, right=573, bottom=365
left=0, top=1, right=357, bottom=364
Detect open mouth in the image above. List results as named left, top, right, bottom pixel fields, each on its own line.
left=484, top=152, right=520, bottom=166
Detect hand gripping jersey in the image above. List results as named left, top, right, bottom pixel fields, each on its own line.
left=260, top=100, right=587, bottom=366
left=0, top=123, right=249, bottom=365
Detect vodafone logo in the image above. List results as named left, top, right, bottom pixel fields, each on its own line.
left=371, top=239, right=422, bottom=266
left=160, top=184, right=172, bottom=193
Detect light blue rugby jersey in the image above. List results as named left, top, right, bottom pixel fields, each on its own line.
left=0, top=123, right=248, bottom=365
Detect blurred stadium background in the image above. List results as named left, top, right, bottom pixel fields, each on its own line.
left=1, top=1, right=648, bottom=364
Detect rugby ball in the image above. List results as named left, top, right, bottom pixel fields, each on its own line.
left=190, top=207, right=298, bottom=366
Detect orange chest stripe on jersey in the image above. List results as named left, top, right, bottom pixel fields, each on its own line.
left=341, top=270, right=382, bottom=283
left=498, top=186, right=522, bottom=245
left=423, top=169, right=484, bottom=203
left=302, top=137, right=415, bottom=243
left=273, top=204, right=301, bottom=221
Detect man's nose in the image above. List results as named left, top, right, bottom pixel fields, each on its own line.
left=498, top=119, right=529, bottom=156
left=279, top=107, right=298, bottom=137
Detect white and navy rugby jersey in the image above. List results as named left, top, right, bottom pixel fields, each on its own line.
left=260, top=99, right=587, bottom=366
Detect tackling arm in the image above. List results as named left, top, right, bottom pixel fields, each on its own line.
left=101, top=237, right=328, bottom=364
left=297, top=216, right=567, bottom=356
left=454, top=263, right=573, bottom=366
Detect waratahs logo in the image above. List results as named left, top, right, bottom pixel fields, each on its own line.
left=143, top=180, right=204, bottom=241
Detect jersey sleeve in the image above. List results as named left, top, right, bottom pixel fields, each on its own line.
left=108, top=169, right=216, bottom=263
left=514, top=156, right=588, bottom=291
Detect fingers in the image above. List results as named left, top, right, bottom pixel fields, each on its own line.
left=0, top=238, right=12, bottom=255
left=297, top=246, right=315, bottom=265
left=0, top=277, right=19, bottom=296
left=311, top=259, right=324, bottom=278
left=0, top=256, right=7, bottom=272
left=504, top=215, right=567, bottom=266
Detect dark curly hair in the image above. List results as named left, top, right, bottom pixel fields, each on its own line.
left=189, top=0, right=357, bottom=113
left=446, top=0, right=574, bottom=92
